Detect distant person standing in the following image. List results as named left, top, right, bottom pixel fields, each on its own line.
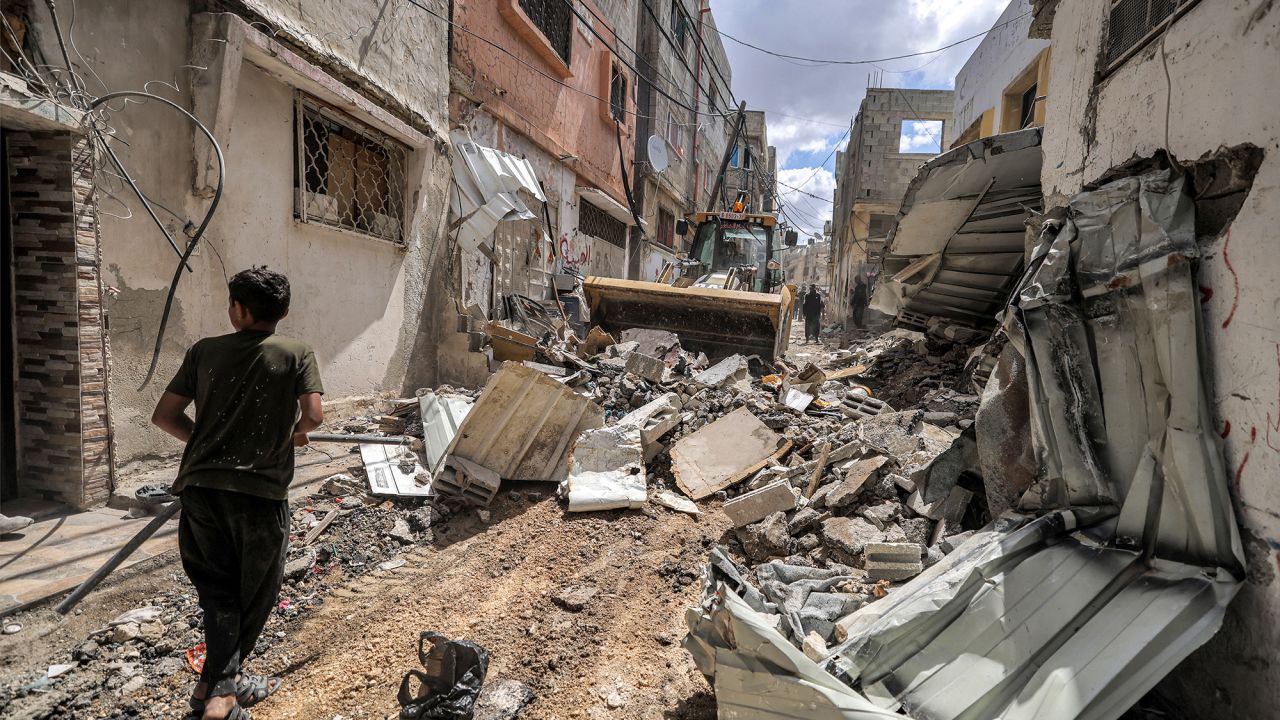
left=802, top=283, right=824, bottom=343
left=850, top=275, right=869, bottom=329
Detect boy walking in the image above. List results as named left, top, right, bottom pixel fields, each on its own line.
left=152, top=267, right=324, bottom=720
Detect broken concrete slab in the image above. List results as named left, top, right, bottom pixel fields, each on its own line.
left=651, top=489, right=700, bottom=515
left=906, top=484, right=972, bottom=524
left=737, top=511, right=791, bottom=563
left=824, top=456, right=889, bottom=509
left=619, top=328, right=680, bottom=359
left=565, top=426, right=646, bottom=512
left=723, top=481, right=798, bottom=528
left=692, top=354, right=749, bottom=388
left=437, top=455, right=502, bottom=506
left=448, top=363, right=604, bottom=483
left=616, top=392, right=683, bottom=462
left=670, top=407, right=782, bottom=500
left=863, top=542, right=923, bottom=581
left=820, top=516, right=884, bottom=563
left=624, top=352, right=665, bottom=383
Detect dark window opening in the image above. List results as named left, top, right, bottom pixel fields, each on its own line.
left=1103, top=0, right=1200, bottom=74
left=1019, top=83, right=1038, bottom=128
left=658, top=207, right=675, bottom=247
left=609, top=64, right=627, bottom=121
left=520, top=0, right=573, bottom=64
left=868, top=213, right=894, bottom=237
left=670, top=1, right=690, bottom=56
left=580, top=200, right=627, bottom=248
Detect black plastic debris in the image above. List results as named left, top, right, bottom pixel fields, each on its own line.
left=398, top=631, right=490, bottom=720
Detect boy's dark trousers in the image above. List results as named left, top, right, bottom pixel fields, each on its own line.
left=804, top=312, right=820, bottom=341
left=179, top=486, right=288, bottom=697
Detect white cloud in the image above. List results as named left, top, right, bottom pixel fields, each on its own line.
left=714, top=0, right=1010, bottom=167
left=899, top=120, right=944, bottom=152
left=775, top=167, right=836, bottom=238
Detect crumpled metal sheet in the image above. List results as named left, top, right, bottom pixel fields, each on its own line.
left=872, top=129, right=1043, bottom=325
left=565, top=425, right=646, bottom=512
left=449, top=130, right=548, bottom=253
left=686, top=167, right=1245, bottom=720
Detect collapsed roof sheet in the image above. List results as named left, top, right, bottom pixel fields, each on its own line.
left=873, top=129, right=1043, bottom=326
left=688, top=166, right=1244, bottom=720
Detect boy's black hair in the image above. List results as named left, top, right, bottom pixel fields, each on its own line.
left=228, top=266, right=291, bottom=323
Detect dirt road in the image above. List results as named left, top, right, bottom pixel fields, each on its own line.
left=255, top=491, right=725, bottom=720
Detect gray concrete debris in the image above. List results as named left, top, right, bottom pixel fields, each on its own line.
left=623, top=352, right=665, bottom=383
left=437, top=455, right=502, bottom=506
left=284, top=548, right=318, bottom=581
left=651, top=489, right=700, bottom=515
left=938, top=530, right=975, bottom=554
left=825, top=456, right=889, bottom=509
left=820, top=516, right=884, bottom=563
left=738, top=512, right=792, bottom=563
left=857, top=502, right=899, bottom=531
left=692, top=354, right=749, bottom=387
left=619, top=328, right=681, bottom=359
left=670, top=407, right=782, bottom=500
left=724, top=481, right=798, bottom=528
left=839, top=393, right=887, bottom=419
left=801, top=631, right=828, bottom=662
left=863, top=542, right=923, bottom=581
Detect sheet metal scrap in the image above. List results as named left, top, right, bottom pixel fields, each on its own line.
left=686, top=167, right=1245, bottom=720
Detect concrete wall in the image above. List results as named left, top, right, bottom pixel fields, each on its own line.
left=782, top=241, right=830, bottom=289
left=830, top=89, right=953, bottom=323
left=724, top=109, right=770, bottom=213
left=952, top=0, right=1049, bottom=141
left=1039, top=1, right=1280, bottom=715
left=451, top=0, right=636, bottom=209
left=27, top=0, right=452, bottom=469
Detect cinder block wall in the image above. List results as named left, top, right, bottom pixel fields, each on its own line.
left=6, top=131, right=111, bottom=508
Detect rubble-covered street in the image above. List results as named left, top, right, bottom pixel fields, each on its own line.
left=0, top=320, right=1001, bottom=719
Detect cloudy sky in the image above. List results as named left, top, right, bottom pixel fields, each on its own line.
left=713, top=0, right=1012, bottom=240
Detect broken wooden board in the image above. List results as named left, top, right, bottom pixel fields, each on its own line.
left=448, top=362, right=604, bottom=482
left=824, top=364, right=869, bottom=381
left=486, top=322, right=538, bottom=362
left=670, top=407, right=782, bottom=500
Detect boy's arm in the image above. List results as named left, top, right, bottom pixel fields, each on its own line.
left=293, top=392, right=324, bottom=446
left=152, top=392, right=195, bottom=443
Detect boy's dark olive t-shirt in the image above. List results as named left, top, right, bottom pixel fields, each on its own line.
left=166, top=329, right=324, bottom=500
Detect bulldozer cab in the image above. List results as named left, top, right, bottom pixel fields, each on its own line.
left=685, top=212, right=785, bottom=292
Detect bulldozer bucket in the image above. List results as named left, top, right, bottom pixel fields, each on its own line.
left=583, top=277, right=794, bottom=359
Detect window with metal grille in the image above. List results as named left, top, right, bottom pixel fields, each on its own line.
left=657, top=207, right=675, bottom=247
left=1102, top=0, right=1200, bottom=75
left=294, top=96, right=406, bottom=243
left=609, top=63, right=627, bottom=121
left=666, top=112, right=684, bottom=154
left=520, top=0, right=573, bottom=64
left=579, top=200, right=627, bottom=248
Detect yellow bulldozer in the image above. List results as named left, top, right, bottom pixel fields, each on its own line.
left=582, top=210, right=798, bottom=359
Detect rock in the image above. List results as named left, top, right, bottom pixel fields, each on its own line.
left=321, top=473, right=361, bottom=496
left=802, top=631, right=830, bottom=661
left=858, top=502, right=898, bottom=530
left=604, top=691, right=627, bottom=709
left=795, top=533, right=821, bottom=552
left=824, top=456, right=889, bottom=509
left=110, top=622, right=142, bottom=644
left=899, top=517, right=933, bottom=546
left=387, top=518, right=415, bottom=544
left=119, top=675, right=146, bottom=696
left=406, top=506, right=444, bottom=533
left=820, top=516, right=884, bottom=563
left=737, top=512, right=791, bottom=563
left=923, top=545, right=945, bottom=568
left=73, top=640, right=101, bottom=662
left=477, top=510, right=491, bottom=524
left=137, top=620, right=165, bottom=643
left=551, top=585, right=598, bottom=612
left=788, top=507, right=824, bottom=536
left=473, top=678, right=536, bottom=720
left=284, top=549, right=317, bottom=581
left=923, top=411, right=958, bottom=425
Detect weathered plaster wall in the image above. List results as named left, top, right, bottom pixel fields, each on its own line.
left=30, top=0, right=451, bottom=469
left=952, top=0, right=1048, bottom=136
left=451, top=0, right=636, bottom=208
left=1040, top=0, right=1280, bottom=715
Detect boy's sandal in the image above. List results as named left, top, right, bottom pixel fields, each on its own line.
left=236, top=674, right=282, bottom=708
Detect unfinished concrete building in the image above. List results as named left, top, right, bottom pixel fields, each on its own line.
left=829, top=88, right=953, bottom=323
left=722, top=109, right=775, bottom=215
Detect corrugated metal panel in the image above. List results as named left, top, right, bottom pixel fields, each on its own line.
left=419, top=391, right=473, bottom=475
left=446, top=362, right=603, bottom=482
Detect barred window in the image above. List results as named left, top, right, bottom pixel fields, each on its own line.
left=670, top=1, right=690, bottom=56
left=579, top=200, right=627, bottom=248
left=657, top=207, right=674, bottom=248
left=1102, top=0, right=1200, bottom=75
left=294, top=96, right=406, bottom=243
left=520, top=0, right=572, bottom=64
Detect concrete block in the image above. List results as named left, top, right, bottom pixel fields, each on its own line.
left=624, top=351, right=665, bottom=383
left=864, top=542, right=924, bottom=581
left=724, top=480, right=797, bottom=528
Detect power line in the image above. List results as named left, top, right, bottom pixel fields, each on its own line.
left=777, top=179, right=834, bottom=203
left=789, top=126, right=850, bottom=194
left=714, top=11, right=1032, bottom=67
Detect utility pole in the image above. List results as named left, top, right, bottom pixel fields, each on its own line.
left=706, top=101, right=747, bottom=213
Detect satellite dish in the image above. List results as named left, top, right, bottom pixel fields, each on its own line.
left=646, top=135, right=669, bottom=173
